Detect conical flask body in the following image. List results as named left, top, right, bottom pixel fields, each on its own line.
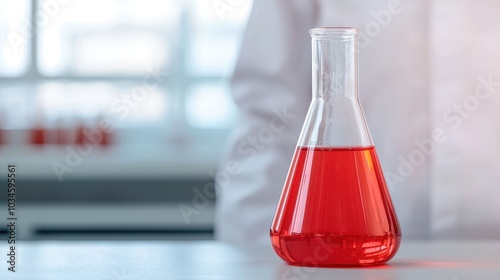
left=270, top=27, right=401, bottom=266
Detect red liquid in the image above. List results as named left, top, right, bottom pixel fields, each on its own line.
left=270, top=146, right=401, bottom=266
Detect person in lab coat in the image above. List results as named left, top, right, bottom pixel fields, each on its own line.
left=215, top=0, right=500, bottom=245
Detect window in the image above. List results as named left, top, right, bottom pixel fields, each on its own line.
left=0, top=0, right=30, bottom=76
left=0, top=0, right=252, bottom=177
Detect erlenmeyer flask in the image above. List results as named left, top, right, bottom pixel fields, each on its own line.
left=270, top=27, right=401, bottom=267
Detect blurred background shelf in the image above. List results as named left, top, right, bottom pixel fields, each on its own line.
left=0, top=0, right=253, bottom=241
left=0, top=204, right=215, bottom=240
left=0, top=140, right=224, bottom=179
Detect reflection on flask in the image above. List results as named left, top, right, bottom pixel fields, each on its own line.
left=270, top=27, right=401, bottom=267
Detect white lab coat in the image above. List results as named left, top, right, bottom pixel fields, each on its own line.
left=215, top=0, right=500, bottom=245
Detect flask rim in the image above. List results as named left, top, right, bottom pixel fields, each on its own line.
left=309, top=27, right=358, bottom=39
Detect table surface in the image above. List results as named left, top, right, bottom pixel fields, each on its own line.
left=1, top=240, right=499, bottom=280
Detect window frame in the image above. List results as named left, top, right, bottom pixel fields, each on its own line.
left=0, top=0, right=233, bottom=134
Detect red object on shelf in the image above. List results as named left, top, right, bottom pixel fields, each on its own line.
left=0, top=127, right=4, bottom=146
left=75, top=124, right=87, bottom=146
left=99, top=126, right=112, bottom=147
left=53, top=121, right=70, bottom=145
left=97, top=116, right=113, bottom=147
left=55, top=127, right=67, bottom=145
left=30, top=126, right=46, bottom=146
left=76, top=123, right=113, bottom=148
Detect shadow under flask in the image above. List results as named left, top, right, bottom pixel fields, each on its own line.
left=270, top=27, right=401, bottom=267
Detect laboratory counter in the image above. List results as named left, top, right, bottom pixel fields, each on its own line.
left=1, top=240, right=499, bottom=279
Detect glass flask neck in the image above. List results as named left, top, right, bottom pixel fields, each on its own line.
left=311, top=27, right=358, bottom=100
left=297, top=27, right=373, bottom=148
